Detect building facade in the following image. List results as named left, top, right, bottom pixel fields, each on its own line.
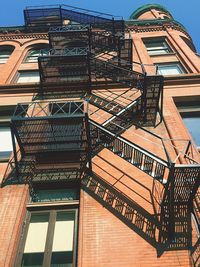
left=0, top=3, right=199, bottom=267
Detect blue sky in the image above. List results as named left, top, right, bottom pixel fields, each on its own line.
left=0, top=0, right=200, bottom=52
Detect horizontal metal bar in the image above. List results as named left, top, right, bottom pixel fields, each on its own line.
left=12, top=114, right=85, bottom=121
left=175, top=164, right=200, bottom=168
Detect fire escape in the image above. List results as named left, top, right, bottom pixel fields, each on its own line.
left=2, top=5, right=200, bottom=261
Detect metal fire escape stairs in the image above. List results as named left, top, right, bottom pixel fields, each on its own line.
left=2, top=5, right=199, bottom=258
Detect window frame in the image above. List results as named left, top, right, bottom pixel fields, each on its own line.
left=0, top=105, right=16, bottom=162
left=156, top=62, right=186, bottom=75
left=24, top=48, right=49, bottom=63
left=0, top=45, right=14, bottom=64
left=143, top=38, right=173, bottom=56
left=180, top=111, right=200, bottom=149
left=15, top=206, right=79, bottom=267
left=176, top=100, right=200, bottom=149
left=14, top=70, right=40, bottom=84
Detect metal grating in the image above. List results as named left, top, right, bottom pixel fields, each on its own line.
left=24, top=5, right=124, bottom=33
left=159, top=165, right=200, bottom=249
left=49, top=25, right=90, bottom=49
left=12, top=101, right=88, bottom=153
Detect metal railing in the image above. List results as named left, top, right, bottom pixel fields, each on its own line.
left=89, top=119, right=170, bottom=183
left=12, top=100, right=86, bottom=119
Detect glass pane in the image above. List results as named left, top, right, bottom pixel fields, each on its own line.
left=17, top=72, right=40, bottom=83
left=33, top=189, right=79, bottom=202
left=146, top=42, right=166, bottom=49
left=52, top=212, right=75, bottom=252
left=0, top=51, right=11, bottom=63
left=24, top=213, right=49, bottom=253
left=0, top=57, right=8, bottom=63
left=182, top=116, right=200, bottom=146
left=0, top=51, right=11, bottom=57
left=0, top=127, right=12, bottom=153
left=21, top=253, right=44, bottom=267
left=157, top=65, right=182, bottom=75
left=26, top=57, right=38, bottom=63
left=51, top=212, right=75, bottom=267
left=148, top=49, right=168, bottom=55
left=51, top=252, right=73, bottom=267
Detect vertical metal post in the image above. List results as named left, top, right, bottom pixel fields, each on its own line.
left=10, top=123, right=19, bottom=180
left=160, top=77, right=164, bottom=124
left=184, top=140, right=191, bottom=158
left=112, top=17, right=115, bottom=35
left=141, top=73, right=147, bottom=124
left=168, top=163, right=175, bottom=240
left=85, top=114, right=92, bottom=173
left=59, top=5, right=63, bottom=26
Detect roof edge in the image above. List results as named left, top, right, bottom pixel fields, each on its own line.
left=129, top=4, right=173, bottom=20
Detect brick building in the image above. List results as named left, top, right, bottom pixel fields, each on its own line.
left=0, top=3, right=199, bottom=267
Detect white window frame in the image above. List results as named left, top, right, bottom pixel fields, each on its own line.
left=157, top=63, right=186, bottom=75
left=0, top=106, right=16, bottom=162
left=144, top=39, right=172, bottom=56
left=16, top=71, right=40, bottom=83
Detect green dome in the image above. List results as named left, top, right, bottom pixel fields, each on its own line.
left=129, top=4, right=173, bottom=20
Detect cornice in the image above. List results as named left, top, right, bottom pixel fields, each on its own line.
left=0, top=33, right=48, bottom=41
left=127, top=22, right=191, bottom=41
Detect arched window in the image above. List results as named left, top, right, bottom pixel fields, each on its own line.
left=0, top=45, right=14, bottom=64
left=24, top=45, right=49, bottom=63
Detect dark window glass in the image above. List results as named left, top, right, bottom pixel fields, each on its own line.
left=0, top=45, right=14, bottom=63
left=181, top=113, right=200, bottom=146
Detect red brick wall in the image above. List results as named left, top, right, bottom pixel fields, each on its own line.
left=0, top=185, right=28, bottom=267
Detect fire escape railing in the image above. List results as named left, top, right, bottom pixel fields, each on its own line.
left=7, top=101, right=91, bottom=184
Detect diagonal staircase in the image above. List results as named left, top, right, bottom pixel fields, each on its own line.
left=89, top=119, right=169, bottom=182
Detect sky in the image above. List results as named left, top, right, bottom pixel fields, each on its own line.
left=0, top=0, right=200, bottom=52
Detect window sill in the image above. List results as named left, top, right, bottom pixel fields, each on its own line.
left=27, top=200, right=80, bottom=209
left=149, top=52, right=176, bottom=57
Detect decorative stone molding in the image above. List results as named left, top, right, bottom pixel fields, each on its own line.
left=128, top=23, right=191, bottom=40
left=0, top=33, right=48, bottom=41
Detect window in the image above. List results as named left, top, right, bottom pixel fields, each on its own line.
left=15, top=187, right=79, bottom=267
left=15, top=209, right=78, bottom=267
left=0, top=45, right=14, bottom=63
left=157, top=63, right=186, bottom=75
left=144, top=39, right=172, bottom=55
left=25, top=48, right=49, bottom=63
left=33, top=188, right=79, bottom=203
left=176, top=101, right=200, bottom=147
left=0, top=106, right=16, bottom=161
left=182, top=114, right=200, bottom=147
left=16, top=71, right=40, bottom=83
